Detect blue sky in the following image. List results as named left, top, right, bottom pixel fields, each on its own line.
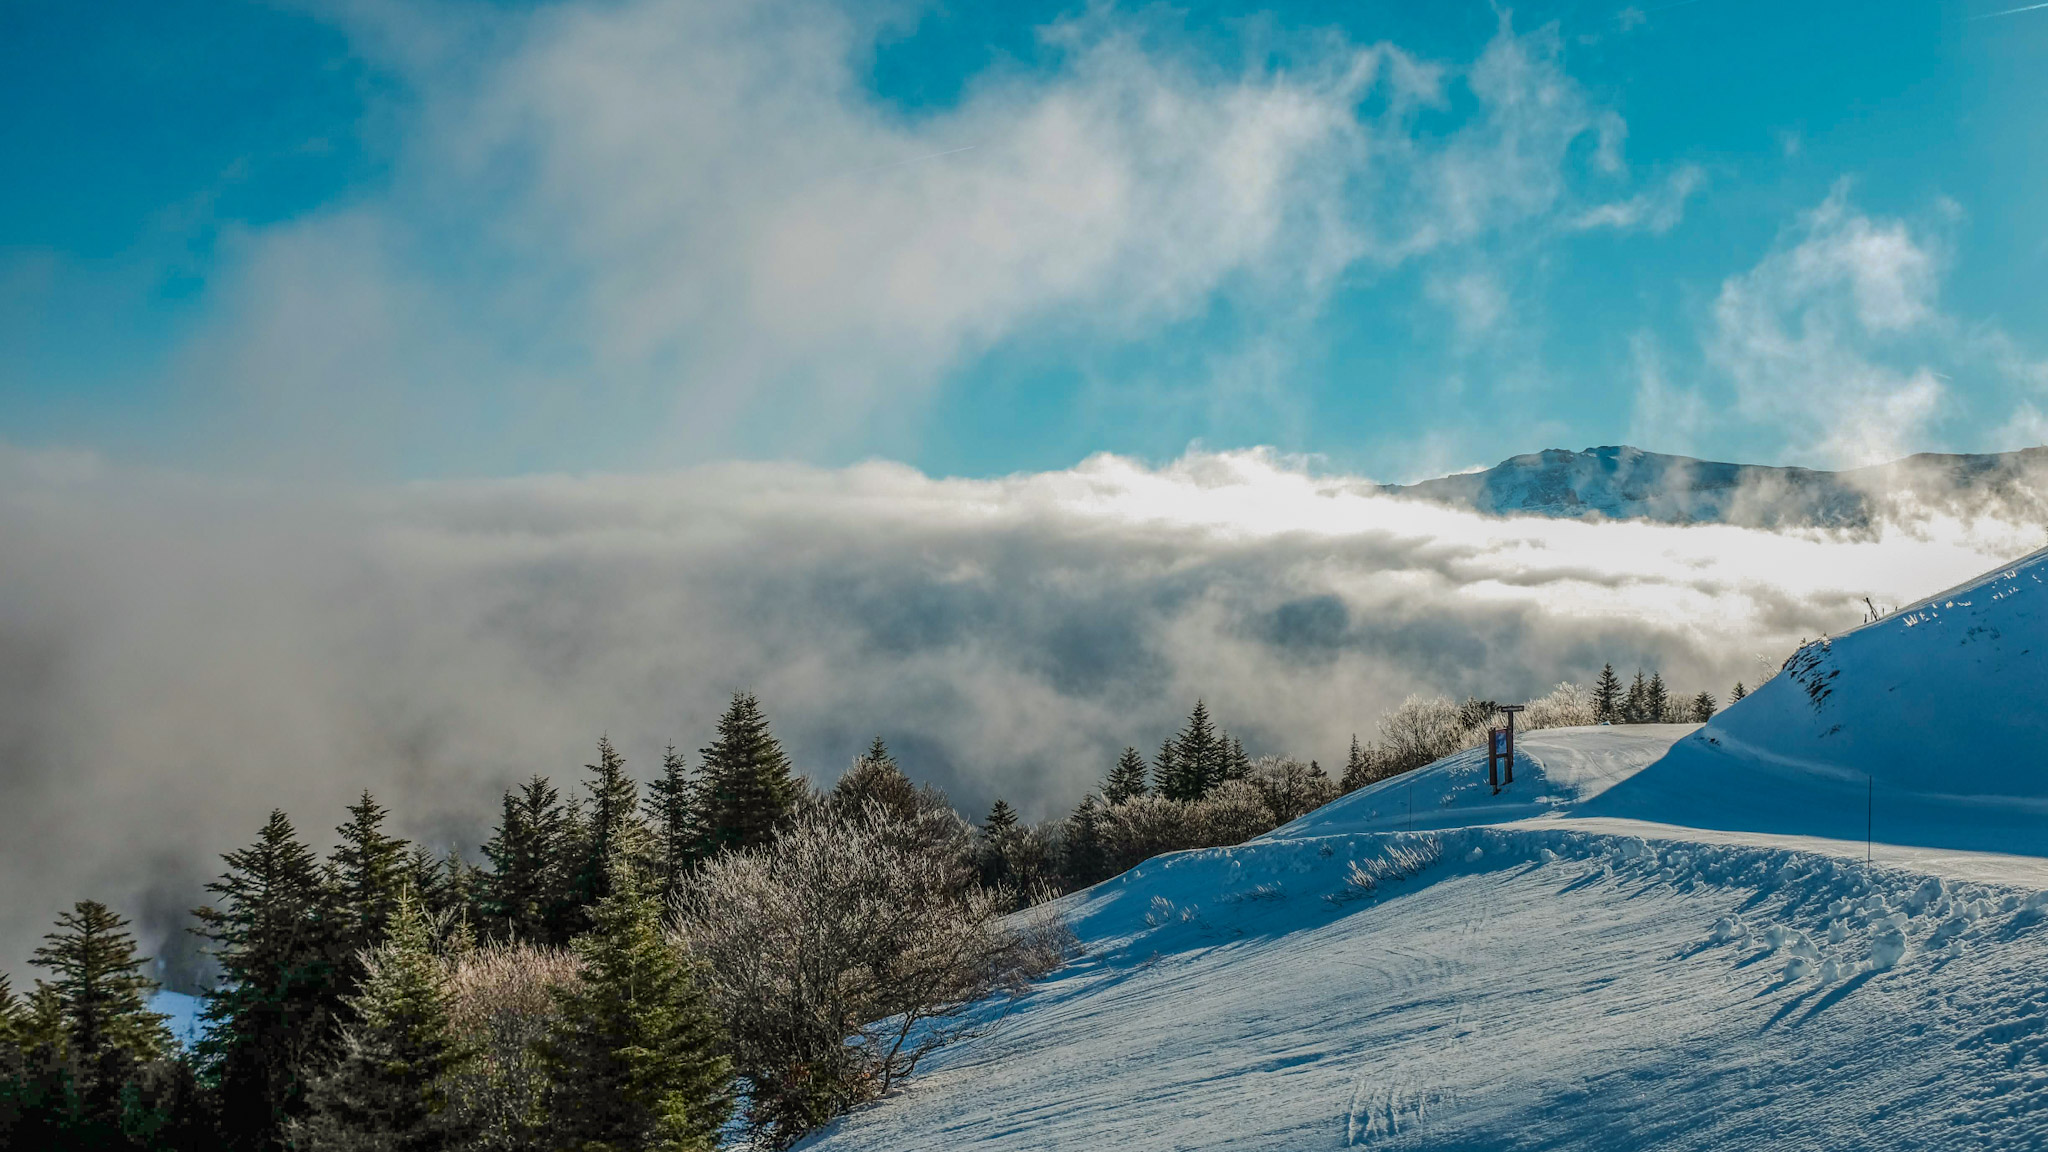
left=2, top=0, right=2045, bottom=481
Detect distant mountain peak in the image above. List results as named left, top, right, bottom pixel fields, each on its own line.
left=1383, top=444, right=2048, bottom=528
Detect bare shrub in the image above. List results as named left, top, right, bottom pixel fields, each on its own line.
left=442, top=942, right=581, bottom=1151
left=673, top=802, right=1067, bottom=1148
left=1248, top=756, right=1341, bottom=824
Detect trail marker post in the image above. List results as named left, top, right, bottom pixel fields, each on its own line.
left=1490, top=704, right=1525, bottom=794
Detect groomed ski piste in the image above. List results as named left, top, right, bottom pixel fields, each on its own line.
left=805, top=547, right=2048, bottom=1149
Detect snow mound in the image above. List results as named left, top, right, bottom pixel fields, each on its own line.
left=1271, top=724, right=1696, bottom=838
left=1583, top=546, right=2048, bottom=854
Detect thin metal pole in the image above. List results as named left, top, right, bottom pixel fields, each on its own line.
left=1866, top=774, right=1872, bottom=864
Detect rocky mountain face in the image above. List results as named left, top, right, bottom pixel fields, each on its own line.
left=1383, top=445, right=2048, bottom=528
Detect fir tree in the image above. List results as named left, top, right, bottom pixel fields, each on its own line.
left=1059, top=795, right=1109, bottom=889
left=1164, top=701, right=1223, bottom=801
left=1340, top=735, right=1374, bottom=793
left=1691, top=691, right=1717, bottom=723
left=1152, top=739, right=1178, bottom=799
left=1646, top=672, right=1670, bottom=723
left=1731, top=681, right=1748, bottom=702
left=569, top=736, right=654, bottom=924
left=1593, top=663, right=1622, bottom=723
left=1224, top=736, right=1252, bottom=782
left=1623, top=670, right=1649, bottom=724
left=330, top=791, right=412, bottom=968
left=538, top=859, right=733, bottom=1152
left=294, top=891, right=475, bottom=1152
left=1102, top=747, right=1149, bottom=806
left=402, top=845, right=466, bottom=927
left=977, top=800, right=1021, bottom=890
left=195, top=810, right=346, bottom=1152
left=828, top=737, right=920, bottom=825
left=646, top=745, right=698, bottom=904
left=0, top=973, right=26, bottom=1052
left=29, top=900, right=173, bottom=1131
left=478, top=776, right=573, bottom=945
left=0, top=979, right=74, bottom=1147
left=695, top=694, right=799, bottom=856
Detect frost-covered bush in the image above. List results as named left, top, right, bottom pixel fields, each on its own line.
left=443, top=942, right=581, bottom=1151
left=1099, top=794, right=1203, bottom=873
left=1522, top=682, right=1597, bottom=730
left=674, top=802, right=1069, bottom=1148
left=1377, top=695, right=1488, bottom=775
left=1199, top=780, right=1278, bottom=845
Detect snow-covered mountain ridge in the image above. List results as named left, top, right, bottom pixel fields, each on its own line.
left=803, top=548, right=2048, bottom=1150
left=1383, top=443, right=2048, bottom=527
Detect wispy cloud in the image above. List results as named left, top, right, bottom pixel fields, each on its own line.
left=157, top=0, right=1688, bottom=473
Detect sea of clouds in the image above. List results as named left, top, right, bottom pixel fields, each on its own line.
left=2, top=444, right=2038, bottom=984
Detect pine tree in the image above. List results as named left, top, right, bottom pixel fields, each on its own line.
left=1059, top=795, right=1109, bottom=888
left=330, top=791, right=412, bottom=969
left=29, top=900, right=173, bottom=1131
left=1623, top=670, right=1648, bottom=724
left=294, top=891, right=474, bottom=1152
left=1691, top=691, right=1717, bottom=723
left=828, top=737, right=920, bottom=825
left=977, top=800, right=1021, bottom=890
left=1341, top=735, right=1374, bottom=792
left=403, top=845, right=463, bottom=926
left=538, top=859, right=733, bottom=1152
left=1731, top=681, right=1747, bottom=702
left=478, top=776, right=573, bottom=945
left=569, top=737, right=654, bottom=926
left=1164, top=701, right=1223, bottom=801
left=646, top=745, right=698, bottom=903
left=1646, top=672, right=1670, bottom=723
left=695, top=694, right=799, bottom=856
left=0, top=978, right=74, bottom=1146
left=0, top=973, right=26, bottom=1052
left=1593, top=664, right=1622, bottom=723
left=1152, top=739, right=1178, bottom=799
left=195, top=810, right=347, bottom=1152
left=1102, top=747, right=1149, bottom=806
left=1224, top=736, right=1252, bottom=783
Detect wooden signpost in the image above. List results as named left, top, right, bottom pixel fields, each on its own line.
left=1489, top=704, right=1525, bottom=794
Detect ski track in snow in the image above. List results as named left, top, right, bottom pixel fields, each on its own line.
left=807, top=825, right=2048, bottom=1150
left=802, top=550, right=2048, bottom=1150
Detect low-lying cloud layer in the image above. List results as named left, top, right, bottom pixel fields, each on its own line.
left=1, top=446, right=2037, bottom=983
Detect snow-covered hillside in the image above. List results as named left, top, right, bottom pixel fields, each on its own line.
left=802, top=550, right=2048, bottom=1150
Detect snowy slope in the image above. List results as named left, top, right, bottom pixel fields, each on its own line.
left=1581, top=545, right=2048, bottom=854
left=803, top=552, right=2048, bottom=1150
left=807, top=825, right=2048, bottom=1150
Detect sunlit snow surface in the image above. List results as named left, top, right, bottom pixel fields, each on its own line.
left=804, top=549, right=2048, bottom=1150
